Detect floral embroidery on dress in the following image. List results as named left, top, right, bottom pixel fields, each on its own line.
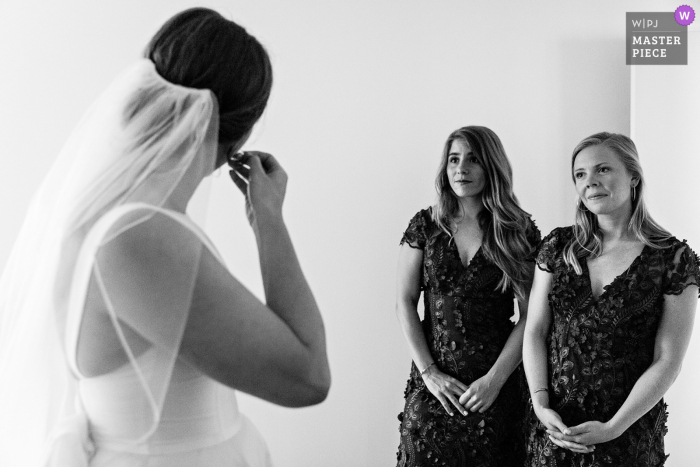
left=397, top=208, right=541, bottom=467
left=526, top=227, right=700, bottom=467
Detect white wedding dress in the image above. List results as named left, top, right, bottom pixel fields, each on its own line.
left=65, top=204, right=272, bottom=467
left=0, top=61, right=272, bottom=466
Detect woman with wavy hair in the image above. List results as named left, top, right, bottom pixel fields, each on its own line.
left=395, top=126, right=540, bottom=466
left=0, top=8, right=330, bottom=467
left=523, top=132, right=698, bottom=466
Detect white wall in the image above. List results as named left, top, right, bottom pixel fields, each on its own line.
left=0, top=1, right=697, bottom=466
left=631, top=31, right=700, bottom=467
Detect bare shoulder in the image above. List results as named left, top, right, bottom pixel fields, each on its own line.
left=96, top=207, right=207, bottom=268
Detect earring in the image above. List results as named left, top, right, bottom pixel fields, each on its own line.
left=632, top=185, right=636, bottom=201
left=226, top=145, right=237, bottom=162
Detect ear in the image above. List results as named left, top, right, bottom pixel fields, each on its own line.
left=631, top=177, right=639, bottom=188
left=214, top=143, right=233, bottom=169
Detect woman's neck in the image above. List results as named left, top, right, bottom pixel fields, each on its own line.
left=162, top=164, right=209, bottom=213
left=454, top=196, right=483, bottom=222
left=596, top=211, right=635, bottom=242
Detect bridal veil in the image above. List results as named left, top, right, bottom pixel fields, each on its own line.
left=0, top=59, right=219, bottom=466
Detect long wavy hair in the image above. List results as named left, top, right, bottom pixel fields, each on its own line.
left=563, top=132, right=671, bottom=274
left=432, top=126, right=535, bottom=300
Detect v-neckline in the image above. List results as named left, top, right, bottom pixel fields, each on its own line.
left=452, top=241, right=482, bottom=270
left=583, top=244, right=648, bottom=302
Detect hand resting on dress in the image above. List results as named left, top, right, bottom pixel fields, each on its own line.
left=421, top=366, right=470, bottom=417
left=533, top=405, right=594, bottom=454
left=458, top=373, right=503, bottom=414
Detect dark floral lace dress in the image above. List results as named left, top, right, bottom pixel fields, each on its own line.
left=396, top=208, right=540, bottom=467
left=526, top=227, right=700, bottom=467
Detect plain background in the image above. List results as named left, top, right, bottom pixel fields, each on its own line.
left=0, top=1, right=698, bottom=465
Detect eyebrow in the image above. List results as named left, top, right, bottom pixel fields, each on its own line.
left=573, top=162, right=609, bottom=172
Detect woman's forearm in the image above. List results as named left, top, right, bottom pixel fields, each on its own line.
left=396, top=298, right=434, bottom=373
left=609, top=287, right=697, bottom=434
left=486, top=317, right=526, bottom=386
left=523, top=327, right=551, bottom=410
left=253, top=214, right=329, bottom=380
left=523, top=268, right=554, bottom=410
left=608, top=357, right=681, bottom=435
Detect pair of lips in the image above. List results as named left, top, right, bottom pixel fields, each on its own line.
left=455, top=179, right=471, bottom=183
left=587, top=193, right=607, bottom=200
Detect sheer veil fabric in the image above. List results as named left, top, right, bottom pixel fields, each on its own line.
left=0, top=60, right=220, bottom=466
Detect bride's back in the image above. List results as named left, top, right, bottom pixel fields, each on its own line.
left=66, top=204, right=272, bottom=465
left=0, top=8, right=329, bottom=466
left=70, top=206, right=196, bottom=378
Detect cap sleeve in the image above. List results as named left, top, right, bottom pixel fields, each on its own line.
left=536, top=227, right=566, bottom=273
left=525, top=217, right=542, bottom=262
left=400, top=209, right=431, bottom=250
left=662, top=240, right=700, bottom=298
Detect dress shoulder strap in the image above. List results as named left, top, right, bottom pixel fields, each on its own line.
left=64, top=202, right=224, bottom=377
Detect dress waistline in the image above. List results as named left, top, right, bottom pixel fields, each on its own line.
left=92, top=416, right=242, bottom=455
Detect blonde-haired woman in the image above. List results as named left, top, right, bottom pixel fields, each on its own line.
left=524, top=132, right=699, bottom=466
left=396, top=126, right=540, bottom=466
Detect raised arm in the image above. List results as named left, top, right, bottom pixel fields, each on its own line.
left=180, top=152, right=330, bottom=407
left=395, top=242, right=470, bottom=417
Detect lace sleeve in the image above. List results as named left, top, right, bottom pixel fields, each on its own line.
left=662, top=240, right=700, bottom=298
left=536, top=227, right=564, bottom=273
left=400, top=209, right=430, bottom=250
left=525, top=217, right=542, bottom=262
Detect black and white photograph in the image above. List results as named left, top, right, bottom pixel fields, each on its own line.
left=0, top=1, right=698, bottom=466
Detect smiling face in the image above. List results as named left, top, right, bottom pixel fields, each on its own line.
left=445, top=139, right=486, bottom=200
left=573, top=144, right=637, bottom=218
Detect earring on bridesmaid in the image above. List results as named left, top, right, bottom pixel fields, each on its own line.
left=632, top=185, right=636, bottom=201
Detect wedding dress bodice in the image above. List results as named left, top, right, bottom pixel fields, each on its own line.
left=65, top=204, right=272, bottom=467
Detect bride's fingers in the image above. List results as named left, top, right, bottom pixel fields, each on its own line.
left=245, top=151, right=281, bottom=174
left=230, top=161, right=250, bottom=180
left=246, top=154, right=265, bottom=179
left=229, top=170, right=248, bottom=195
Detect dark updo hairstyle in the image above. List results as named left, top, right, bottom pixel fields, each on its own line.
left=145, top=8, right=273, bottom=143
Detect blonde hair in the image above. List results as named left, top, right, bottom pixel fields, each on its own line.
left=563, top=132, right=671, bottom=274
left=432, top=126, right=535, bottom=300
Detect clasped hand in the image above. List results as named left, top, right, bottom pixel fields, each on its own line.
left=535, top=406, right=621, bottom=454
left=229, top=151, right=287, bottom=228
left=422, top=368, right=502, bottom=417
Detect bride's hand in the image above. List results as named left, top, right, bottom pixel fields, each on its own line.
left=229, top=151, right=287, bottom=227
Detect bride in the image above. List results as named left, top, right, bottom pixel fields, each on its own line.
left=0, top=8, right=330, bottom=467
